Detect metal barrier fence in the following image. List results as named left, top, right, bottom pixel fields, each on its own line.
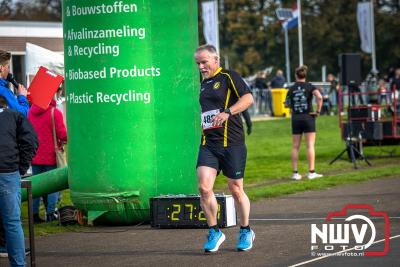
left=339, top=82, right=397, bottom=108
left=249, top=82, right=396, bottom=117
left=248, top=88, right=273, bottom=116
left=249, top=82, right=333, bottom=116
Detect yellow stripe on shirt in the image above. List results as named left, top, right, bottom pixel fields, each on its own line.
left=223, top=89, right=231, bottom=147
left=221, top=71, right=240, bottom=98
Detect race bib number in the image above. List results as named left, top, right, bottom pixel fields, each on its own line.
left=201, top=109, right=222, bottom=130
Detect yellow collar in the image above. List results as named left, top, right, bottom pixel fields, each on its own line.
left=212, top=67, right=222, bottom=77
left=202, top=67, right=222, bottom=82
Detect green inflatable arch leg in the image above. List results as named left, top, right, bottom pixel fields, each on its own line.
left=21, top=167, right=69, bottom=202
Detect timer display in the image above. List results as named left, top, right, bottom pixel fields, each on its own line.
left=150, top=194, right=236, bottom=228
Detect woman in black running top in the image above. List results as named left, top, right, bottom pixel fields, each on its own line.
left=286, top=65, right=323, bottom=180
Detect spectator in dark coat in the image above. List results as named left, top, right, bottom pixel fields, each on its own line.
left=0, top=96, right=38, bottom=266
left=269, top=69, right=286, bottom=89
left=390, top=68, right=400, bottom=94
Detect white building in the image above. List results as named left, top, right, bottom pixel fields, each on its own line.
left=0, top=20, right=63, bottom=84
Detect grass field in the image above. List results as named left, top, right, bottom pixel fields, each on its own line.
left=21, top=115, right=400, bottom=235
left=214, top=115, right=400, bottom=200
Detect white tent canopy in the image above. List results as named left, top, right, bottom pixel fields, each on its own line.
left=25, top=42, right=64, bottom=80
left=25, top=43, right=66, bottom=121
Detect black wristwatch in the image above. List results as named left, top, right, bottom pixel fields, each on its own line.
left=223, top=108, right=232, bottom=116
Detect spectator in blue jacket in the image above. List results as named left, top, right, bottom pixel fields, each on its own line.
left=0, top=50, right=29, bottom=117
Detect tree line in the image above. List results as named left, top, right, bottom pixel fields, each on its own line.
left=1, top=0, right=399, bottom=80
left=202, top=0, right=400, bottom=80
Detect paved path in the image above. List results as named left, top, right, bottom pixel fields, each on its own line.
left=2, top=177, right=399, bottom=267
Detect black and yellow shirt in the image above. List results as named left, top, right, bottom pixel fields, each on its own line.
left=199, top=67, right=251, bottom=147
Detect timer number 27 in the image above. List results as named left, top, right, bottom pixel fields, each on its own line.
left=171, top=204, right=221, bottom=221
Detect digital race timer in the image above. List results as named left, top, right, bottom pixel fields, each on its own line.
left=150, top=194, right=236, bottom=228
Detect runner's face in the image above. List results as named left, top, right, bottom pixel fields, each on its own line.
left=195, top=50, right=219, bottom=79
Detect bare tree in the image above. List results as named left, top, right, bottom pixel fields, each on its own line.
left=0, top=0, right=61, bottom=21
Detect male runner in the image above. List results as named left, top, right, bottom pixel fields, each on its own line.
left=195, top=44, right=255, bottom=252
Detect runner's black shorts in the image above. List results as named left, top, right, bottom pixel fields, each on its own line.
left=196, top=144, right=247, bottom=179
left=291, top=114, right=316, bottom=135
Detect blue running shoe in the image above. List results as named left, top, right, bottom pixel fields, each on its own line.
left=203, top=228, right=225, bottom=253
left=236, top=228, right=255, bottom=251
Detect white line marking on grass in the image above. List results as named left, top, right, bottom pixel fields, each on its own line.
left=288, top=234, right=400, bottom=267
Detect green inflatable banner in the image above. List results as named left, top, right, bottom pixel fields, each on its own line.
left=63, top=0, right=200, bottom=225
